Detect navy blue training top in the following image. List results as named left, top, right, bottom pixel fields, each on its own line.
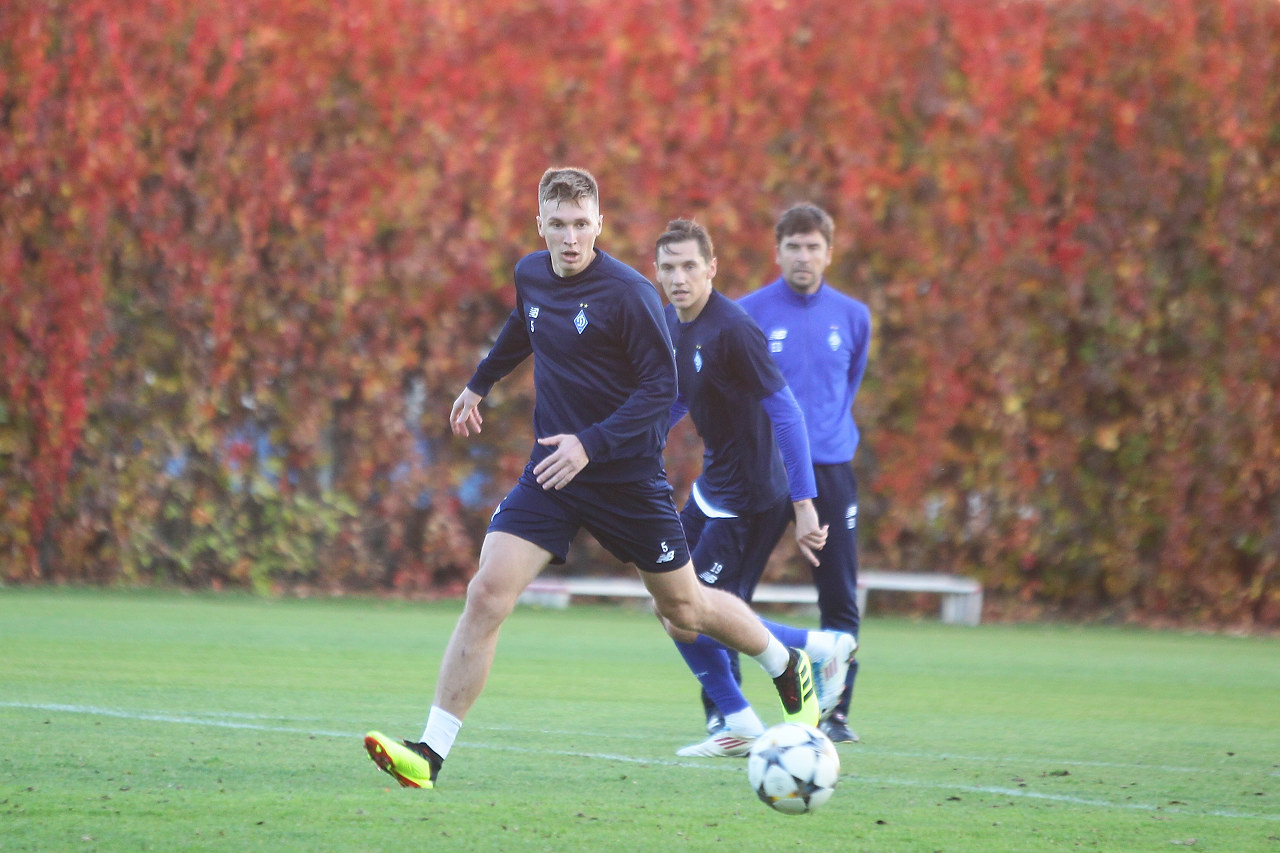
left=467, top=249, right=676, bottom=484
left=665, top=290, right=816, bottom=515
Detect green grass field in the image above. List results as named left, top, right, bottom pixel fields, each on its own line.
left=1, top=588, right=1277, bottom=852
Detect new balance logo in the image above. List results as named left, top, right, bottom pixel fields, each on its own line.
left=698, top=561, right=724, bottom=585
left=655, top=541, right=676, bottom=564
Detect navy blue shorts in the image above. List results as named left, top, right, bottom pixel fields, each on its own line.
left=679, top=497, right=792, bottom=599
left=487, top=463, right=690, bottom=573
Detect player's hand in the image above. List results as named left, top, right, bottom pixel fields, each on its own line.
left=533, top=434, right=589, bottom=490
left=450, top=388, right=484, bottom=436
left=793, top=500, right=828, bottom=567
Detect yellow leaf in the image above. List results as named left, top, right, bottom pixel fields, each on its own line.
left=1094, top=424, right=1121, bottom=452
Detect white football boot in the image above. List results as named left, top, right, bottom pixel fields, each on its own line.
left=676, top=727, right=757, bottom=758
left=810, top=631, right=857, bottom=722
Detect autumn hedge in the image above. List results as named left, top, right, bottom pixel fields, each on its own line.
left=2, top=0, right=1277, bottom=626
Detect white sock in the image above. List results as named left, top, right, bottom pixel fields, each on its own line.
left=804, top=630, right=835, bottom=662
left=753, top=635, right=791, bottom=678
left=420, top=706, right=462, bottom=760
left=723, top=708, right=765, bottom=737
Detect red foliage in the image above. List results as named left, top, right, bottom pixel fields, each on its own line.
left=2, top=0, right=1277, bottom=627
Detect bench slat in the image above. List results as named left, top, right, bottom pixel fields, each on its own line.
left=519, top=571, right=983, bottom=626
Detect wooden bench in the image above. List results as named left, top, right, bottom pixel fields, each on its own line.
left=518, top=570, right=983, bottom=626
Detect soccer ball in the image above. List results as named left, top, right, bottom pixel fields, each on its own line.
left=746, top=722, right=841, bottom=815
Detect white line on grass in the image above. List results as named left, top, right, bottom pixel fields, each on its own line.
left=857, top=749, right=1218, bottom=776
left=1, top=701, right=354, bottom=738
left=854, top=775, right=1280, bottom=822
left=468, top=723, right=1224, bottom=776
left=6, top=701, right=1276, bottom=822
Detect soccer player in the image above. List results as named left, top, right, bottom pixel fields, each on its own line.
left=739, top=203, right=870, bottom=744
left=654, top=219, right=857, bottom=757
left=363, top=168, right=820, bottom=789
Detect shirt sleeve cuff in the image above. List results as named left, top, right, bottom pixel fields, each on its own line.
left=577, top=425, right=604, bottom=462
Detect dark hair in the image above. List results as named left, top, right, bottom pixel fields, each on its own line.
left=655, top=218, right=714, bottom=263
left=538, top=167, right=599, bottom=207
left=775, top=203, right=834, bottom=247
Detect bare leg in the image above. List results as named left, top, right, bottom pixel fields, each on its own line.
left=643, top=561, right=771, bottom=656
left=432, top=532, right=551, bottom=719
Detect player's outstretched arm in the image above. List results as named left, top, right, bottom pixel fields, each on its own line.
left=450, top=387, right=484, bottom=437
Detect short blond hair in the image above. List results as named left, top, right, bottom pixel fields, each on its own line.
left=538, top=167, right=599, bottom=207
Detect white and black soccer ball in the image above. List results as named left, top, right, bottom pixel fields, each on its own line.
left=746, top=722, right=841, bottom=815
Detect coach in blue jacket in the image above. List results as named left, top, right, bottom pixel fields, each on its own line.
left=739, top=203, right=871, bottom=744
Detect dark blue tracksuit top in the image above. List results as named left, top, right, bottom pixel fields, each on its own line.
left=665, top=290, right=817, bottom=515
left=466, top=249, right=676, bottom=484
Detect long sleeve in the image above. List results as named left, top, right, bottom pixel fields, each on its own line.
left=576, top=282, right=676, bottom=463
left=467, top=305, right=533, bottom=397
left=667, top=395, right=690, bottom=433
left=761, top=386, right=818, bottom=502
